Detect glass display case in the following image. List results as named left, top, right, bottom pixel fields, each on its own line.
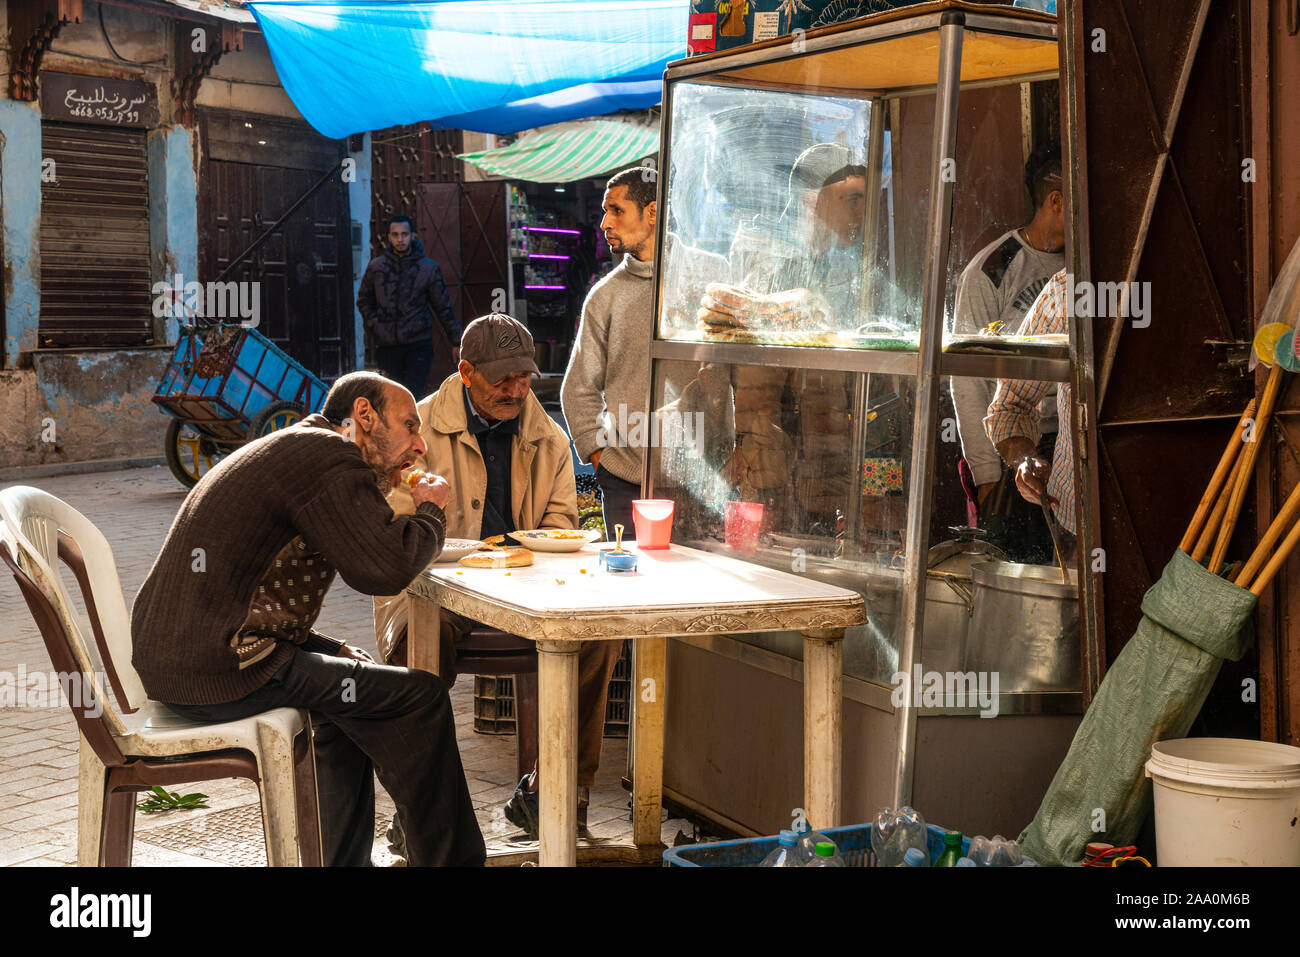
left=645, top=2, right=1080, bottom=809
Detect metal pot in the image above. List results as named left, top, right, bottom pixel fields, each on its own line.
left=921, top=532, right=1007, bottom=674
left=964, top=561, right=1080, bottom=692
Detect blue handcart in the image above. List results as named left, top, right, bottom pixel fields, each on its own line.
left=153, top=321, right=328, bottom=488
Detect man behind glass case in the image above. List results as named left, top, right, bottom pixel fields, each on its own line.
left=728, top=142, right=869, bottom=326
left=950, top=144, right=1066, bottom=563
left=719, top=144, right=869, bottom=535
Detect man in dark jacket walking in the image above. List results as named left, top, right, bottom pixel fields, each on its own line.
left=358, top=215, right=463, bottom=396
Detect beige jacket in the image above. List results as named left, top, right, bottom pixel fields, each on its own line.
left=373, top=373, right=579, bottom=660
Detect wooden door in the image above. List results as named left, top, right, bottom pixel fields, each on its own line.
left=198, top=111, right=355, bottom=381
left=1066, top=0, right=1256, bottom=729
left=416, top=181, right=507, bottom=328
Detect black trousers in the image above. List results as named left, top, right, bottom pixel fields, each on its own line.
left=595, top=463, right=641, bottom=541
left=164, top=649, right=485, bottom=867
left=376, top=341, right=436, bottom=398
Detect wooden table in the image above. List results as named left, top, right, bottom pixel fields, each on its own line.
left=406, top=542, right=866, bottom=866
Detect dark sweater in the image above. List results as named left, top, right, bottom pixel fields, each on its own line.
left=131, top=414, right=446, bottom=705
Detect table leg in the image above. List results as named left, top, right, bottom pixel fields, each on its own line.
left=632, top=635, right=667, bottom=849
left=407, top=591, right=442, bottom=677
left=536, top=639, right=579, bottom=867
left=802, top=628, right=844, bottom=831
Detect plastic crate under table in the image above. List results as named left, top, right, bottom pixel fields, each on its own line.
left=663, top=823, right=971, bottom=867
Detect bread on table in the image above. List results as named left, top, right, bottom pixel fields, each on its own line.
left=459, top=546, right=534, bottom=569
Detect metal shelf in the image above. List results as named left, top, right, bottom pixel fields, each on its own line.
left=652, top=337, right=920, bottom=375
left=653, top=337, right=1071, bottom=383
left=939, top=349, right=1070, bottom=383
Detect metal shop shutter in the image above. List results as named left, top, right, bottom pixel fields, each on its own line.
left=39, top=122, right=153, bottom=347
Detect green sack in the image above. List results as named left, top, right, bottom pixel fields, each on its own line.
left=1018, top=549, right=1257, bottom=866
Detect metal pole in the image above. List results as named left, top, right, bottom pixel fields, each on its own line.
left=1059, top=0, right=1102, bottom=702
left=892, top=13, right=964, bottom=810
left=845, top=98, right=887, bottom=554
left=506, top=182, right=518, bottom=319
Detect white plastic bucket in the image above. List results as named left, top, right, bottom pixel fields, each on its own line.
left=1144, top=738, right=1300, bottom=866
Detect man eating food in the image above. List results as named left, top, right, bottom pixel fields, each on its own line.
left=131, top=372, right=485, bottom=866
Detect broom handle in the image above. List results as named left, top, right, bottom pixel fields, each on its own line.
left=1249, top=511, right=1300, bottom=595
left=1209, top=365, right=1285, bottom=575
left=1192, top=451, right=1245, bottom=563
left=1234, top=473, right=1300, bottom=587
left=1179, top=399, right=1256, bottom=552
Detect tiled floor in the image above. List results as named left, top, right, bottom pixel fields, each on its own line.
left=0, top=465, right=692, bottom=866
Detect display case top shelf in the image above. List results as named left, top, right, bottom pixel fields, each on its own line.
left=667, top=1, right=1057, bottom=92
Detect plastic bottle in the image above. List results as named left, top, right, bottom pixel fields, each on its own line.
left=805, top=841, right=844, bottom=867
left=988, top=835, right=1023, bottom=867
left=934, top=830, right=964, bottom=867
left=956, top=857, right=976, bottom=867
left=871, top=806, right=928, bottom=868
left=758, top=830, right=801, bottom=868
left=968, top=834, right=1026, bottom=867
left=967, top=835, right=993, bottom=865
left=793, top=821, right=833, bottom=865
left=901, top=847, right=928, bottom=867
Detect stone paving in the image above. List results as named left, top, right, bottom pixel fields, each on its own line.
left=0, top=465, right=687, bottom=866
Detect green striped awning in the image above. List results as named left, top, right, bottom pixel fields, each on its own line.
left=458, top=119, right=659, bottom=184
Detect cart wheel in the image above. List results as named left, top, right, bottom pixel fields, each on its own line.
left=164, top=419, right=229, bottom=488
left=249, top=401, right=305, bottom=439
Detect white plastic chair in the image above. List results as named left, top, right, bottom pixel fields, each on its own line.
left=0, top=485, right=322, bottom=866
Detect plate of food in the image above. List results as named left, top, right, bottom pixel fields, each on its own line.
left=434, top=538, right=486, bottom=563
left=507, top=528, right=603, bottom=552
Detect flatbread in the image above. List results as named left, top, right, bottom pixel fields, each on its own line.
left=458, top=546, right=534, bottom=569
left=704, top=282, right=812, bottom=316
left=697, top=306, right=745, bottom=329
left=701, top=294, right=805, bottom=320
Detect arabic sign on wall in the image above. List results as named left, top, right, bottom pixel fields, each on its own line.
left=39, top=72, right=158, bottom=128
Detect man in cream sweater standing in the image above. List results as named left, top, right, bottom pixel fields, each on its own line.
left=562, top=166, right=658, bottom=535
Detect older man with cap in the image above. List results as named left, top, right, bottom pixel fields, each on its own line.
left=374, top=312, right=622, bottom=843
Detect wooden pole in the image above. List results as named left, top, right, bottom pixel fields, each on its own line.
left=1234, top=473, right=1300, bottom=587
left=1249, top=512, right=1300, bottom=595
left=1179, top=399, right=1256, bottom=552
left=1209, top=365, right=1285, bottom=574
left=1192, top=451, right=1246, bottom=564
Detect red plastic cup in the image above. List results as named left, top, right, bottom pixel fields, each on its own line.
left=725, top=501, right=765, bottom=552
left=632, top=499, right=675, bottom=549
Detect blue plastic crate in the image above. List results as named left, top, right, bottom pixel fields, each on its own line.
left=663, top=823, right=971, bottom=867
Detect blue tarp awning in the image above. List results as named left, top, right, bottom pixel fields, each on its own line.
left=245, top=0, right=688, bottom=137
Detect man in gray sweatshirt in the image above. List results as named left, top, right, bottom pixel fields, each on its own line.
left=562, top=166, right=659, bottom=535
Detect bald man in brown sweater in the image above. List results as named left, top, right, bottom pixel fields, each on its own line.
left=131, top=372, right=484, bottom=866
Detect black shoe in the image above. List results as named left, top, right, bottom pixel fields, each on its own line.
left=503, top=776, right=539, bottom=839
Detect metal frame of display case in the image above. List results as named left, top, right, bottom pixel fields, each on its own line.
left=645, top=2, right=1079, bottom=810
